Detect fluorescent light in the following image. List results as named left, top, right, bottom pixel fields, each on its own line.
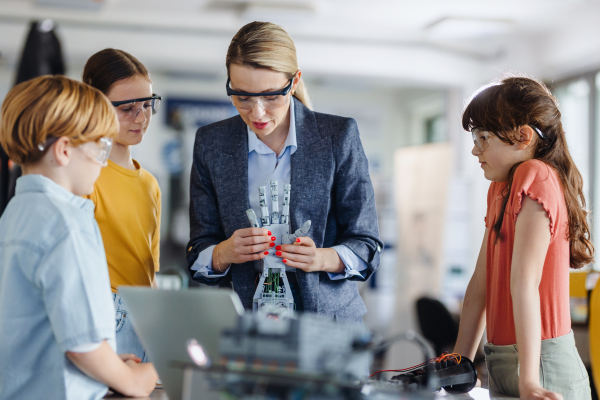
left=426, top=17, right=513, bottom=40
left=239, top=3, right=317, bottom=25
left=35, top=0, right=105, bottom=11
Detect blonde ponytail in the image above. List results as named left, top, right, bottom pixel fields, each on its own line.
left=292, top=78, right=312, bottom=110
left=226, top=21, right=312, bottom=110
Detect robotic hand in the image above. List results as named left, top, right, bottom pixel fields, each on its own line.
left=247, top=181, right=311, bottom=317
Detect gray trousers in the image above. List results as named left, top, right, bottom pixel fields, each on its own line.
left=484, top=330, right=591, bottom=400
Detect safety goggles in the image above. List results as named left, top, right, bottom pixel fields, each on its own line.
left=79, top=137, right=113, bottom=165
left=38, top=136, right=113, bottom=165
left=471, top=125, right=546, bottom=152
left=111, top=94, right=162, bottom=121
left=226, top=78, right=293, bottom=110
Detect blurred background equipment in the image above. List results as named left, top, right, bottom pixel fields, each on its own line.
left=2, top=2, right=600, bottom=395
left=177, top=311, right=479, bottom=399
left=0, top=18, right=65, bottom=216
left=415, top=297, right=459, bottom=356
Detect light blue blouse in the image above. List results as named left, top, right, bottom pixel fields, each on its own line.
left=0, top=175, right=116, bottom=400
left=191, top=99, right=367, bottom=280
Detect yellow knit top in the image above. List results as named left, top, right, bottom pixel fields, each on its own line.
left=87, top=159, right=161, bottom=293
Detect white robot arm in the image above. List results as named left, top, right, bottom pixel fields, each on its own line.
left=248, top=181, right=311, bottom=317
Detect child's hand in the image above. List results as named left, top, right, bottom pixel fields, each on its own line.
left=520, top=384, right=564, bottom=400
left=118, top=353, right=141, bottom=363
left=125, top=361, right=158, bottom=396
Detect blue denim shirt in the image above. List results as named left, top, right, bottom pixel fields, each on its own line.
left=191, top=99, right=368, bottom=280
left=0, top=175, right=116, bottom=400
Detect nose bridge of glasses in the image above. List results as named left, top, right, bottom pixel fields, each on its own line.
left=472, top=129, right=490, bottom=150
left=134, top=106, right=148, bottom=121
left=250, top=98, right=267, bottom=114
left=119, top=100, right=152, bottom=117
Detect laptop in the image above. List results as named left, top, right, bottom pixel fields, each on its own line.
left=118, top=287, right=244, bottom=400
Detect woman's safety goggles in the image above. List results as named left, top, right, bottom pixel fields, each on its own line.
left=471, top=125, right=546, bottom=152
left=226, top=78, right=293, bottom=110
left=111, top=94, right=162, bottom=121
left=79, top=137, right=113, bottom=166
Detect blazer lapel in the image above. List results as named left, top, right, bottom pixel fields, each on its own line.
left=290, top=99, right=325, bottom=313
left=213, top=116, right=250, bottom=237
left=290, top=98, right=324, bottom=230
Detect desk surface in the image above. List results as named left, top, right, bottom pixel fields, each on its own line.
left=105, top=387, right=518, bottom=399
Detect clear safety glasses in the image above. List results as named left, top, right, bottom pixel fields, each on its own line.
left=471, top=125, right=546, bottom=152
left=79, top=137, right=113, bottom=165
left=111, top=94, right=162, bottom=121
left=471, top=128, right=494, bottom=152
left=226, top=78, right=293, bottom=110
left=38, top=136, right=113, bottom=165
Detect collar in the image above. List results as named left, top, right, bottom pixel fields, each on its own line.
left=15, top=174, right=95, bottom=213
left=247, top=96, right=298, bottom=156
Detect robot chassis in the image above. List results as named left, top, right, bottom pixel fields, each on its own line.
left=246, top=180, right=311, bottom=317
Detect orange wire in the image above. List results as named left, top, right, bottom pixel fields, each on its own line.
left=369, top=353, right=463, bottom=379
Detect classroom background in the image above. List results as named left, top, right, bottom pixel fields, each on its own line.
left=1, top=0, right=599, bottom=395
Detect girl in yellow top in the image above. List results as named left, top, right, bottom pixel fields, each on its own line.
left=83, top=48, right=161, bottom=362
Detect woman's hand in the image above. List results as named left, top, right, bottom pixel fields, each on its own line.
left=519, top=383, right=563, bottom=400
left=275, top=237, right=345, bottom=274
left=213, top=228, right=274, bottom=270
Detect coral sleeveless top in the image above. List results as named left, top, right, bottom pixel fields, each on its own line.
left=485, top=159, right=571, bottom=345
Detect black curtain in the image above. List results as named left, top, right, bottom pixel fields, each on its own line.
left=0, top=20, right=65, bottom=216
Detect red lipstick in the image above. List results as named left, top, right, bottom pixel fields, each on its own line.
left=252, top=121, right=268, bottom=130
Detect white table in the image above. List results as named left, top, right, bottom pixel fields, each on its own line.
left=106, top=387, right=518, bottom=399
left=437, top=388, right=517, bottom=399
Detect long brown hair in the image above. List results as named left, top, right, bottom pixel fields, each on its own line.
left=226, top=22, right=313, bottom=109
left=462, top=75, right=594, bottom=269
left=82, top=48, right=150, bottom=95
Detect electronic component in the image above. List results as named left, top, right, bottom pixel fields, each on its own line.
left=382, top=353, right=477, bottom=394
left=246, top=209, right=261, bottom=228
left=247, top=181, right=311, bottom=317
left=258, top=186, right=270, bottom=226
left=219, top=313, right=372, bottom=380
left=288, top=220, right=311, bottom=243
left=269, top=180, right=280, bottom=224
left=280, top=183, right=290, bottom=224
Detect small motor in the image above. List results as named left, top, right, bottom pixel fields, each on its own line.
left=391, top=353, right=478, bottom=394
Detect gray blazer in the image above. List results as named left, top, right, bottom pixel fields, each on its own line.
left=187, top=98, right=383, bottom=321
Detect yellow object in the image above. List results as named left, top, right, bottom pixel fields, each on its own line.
left=570, top=270, right=588, bottom=298
left=591, top=278, right=600, bottom=395
left=87, top=159, right=161, bottom=293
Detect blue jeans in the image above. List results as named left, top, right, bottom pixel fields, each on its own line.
left=113, top=293, right=149, bottom=362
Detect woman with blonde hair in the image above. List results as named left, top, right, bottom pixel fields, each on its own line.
left=187, top=22, right=382, bottom=321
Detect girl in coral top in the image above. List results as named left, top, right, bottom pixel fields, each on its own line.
left=453, top=76, right=593, bottom=400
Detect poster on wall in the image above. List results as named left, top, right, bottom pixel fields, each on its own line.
left=164, top=97, right=238, bottom=129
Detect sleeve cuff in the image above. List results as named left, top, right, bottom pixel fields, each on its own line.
left=191, top=245, right=230, bottom=279
left=68, top=341, right=103, bottom=353
left=59, top=328, right=115, bottom=354
left=328, top=245, right=368, bottom=281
